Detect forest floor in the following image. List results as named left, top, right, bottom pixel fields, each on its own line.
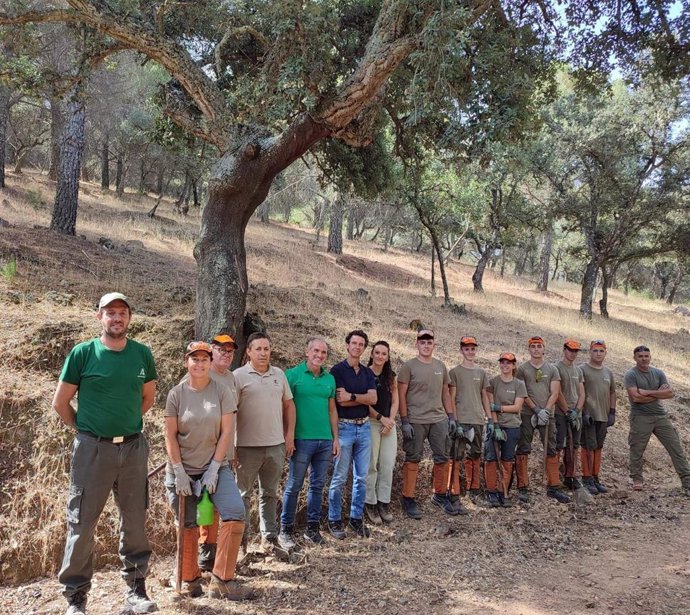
left=1, top=170, right=690, bottom=615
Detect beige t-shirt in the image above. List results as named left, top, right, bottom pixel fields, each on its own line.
left=233, top=363, right=293, bottom=447
left=487, top=376, right=528, bottom=428
left=556, top=361, right=583, bottom=412
left=398, top=357, right=450, bottom=424
left=581, top=363, right=615, bottom=421
left=516, top=361, right=561, bottom=415
left=449, top=364, right=489, bottom=424
left=165, top=379, right=236, bottom=474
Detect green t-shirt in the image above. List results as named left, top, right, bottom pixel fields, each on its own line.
left=286, top=361, right=336, bottom=440
left=59, top=337, right=157, bottom=437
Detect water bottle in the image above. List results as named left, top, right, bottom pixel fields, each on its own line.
left=196, top=487, right=214, bottom=526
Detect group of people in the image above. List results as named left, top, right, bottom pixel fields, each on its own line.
left=52, top=292, right=690, bottom=614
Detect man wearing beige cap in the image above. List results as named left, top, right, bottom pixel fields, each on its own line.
left=52, top=293, right=158, bottom=615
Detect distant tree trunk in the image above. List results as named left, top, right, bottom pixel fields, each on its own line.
left=598, top=264, right=612, bottom=318
left=415, top=229, right=424, bottom=252
left=667, top=266, right=684, bottom=305
left=100, top=135, right=110, bottom=189
left=155, top=164, right=164, bottom=195
left=514, top=246, right=530, bottom=276
left=536, top=225, right=553, bottom=291
left=257, top=200, right=270, bottom=223
left=430, top=247, right=436, bottom=297
left=580, top=257, right=601, bottom=319
left=383, top=226, right=393, bottom=251
left=48, top=96, right=63, bottom=181
left=327, top=196, right=344, bottom=254
left=0, top=84, right=9, bottom=188
left=346, top=206, right=355, bottom=240
left=115, top=154, right=125, bottom=197
left=472, top=246, right=493, bottom=292
left=500, top=250, right=506, bottom=277
left=192, top=180, right=199, bottom=208
left=80, top=156, right=90, bottom=182
left=50, top=85, right=86, bottom=235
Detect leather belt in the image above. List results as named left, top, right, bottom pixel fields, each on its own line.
left=339, top=417, right=369, bottom=425
left=78, top=430, right=140, bottom=444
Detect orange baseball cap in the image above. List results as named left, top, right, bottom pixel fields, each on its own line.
left=212, top=333, right=239, bottom=349
left=590, top=339, right=607, bottom=349
left=528, top=336, right=544, bottom=346
left=185, top=341, right=213, bottom=358
left=498, top=352, right=516, bottom=362
left=460, top=336, right=478, bottom=347
left=563, top=339, right=582, bottom=351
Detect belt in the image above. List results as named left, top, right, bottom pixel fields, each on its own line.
left=78, top=430, right=140, bottom=444
left=339, top=417, right=369, bottom=425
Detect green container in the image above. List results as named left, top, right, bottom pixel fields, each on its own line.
left=196, top=487, right=214, bottom=526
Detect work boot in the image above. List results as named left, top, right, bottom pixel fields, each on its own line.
left=277, top=525, right=296, bottom=550
left=630, top=478, right=643, bottom=491
left=498, top=493, right=513, bottom=508
left=449, top=495, right=469, bottom=516
left=327, top=520, right=347, bottom=540
left=430, top=493, right=458, bottom=516
left=303, top=522, right=324, bottom=544
left=198, top=543, right=216, bottom=572
left=65, top=591, right=87, bottom=615
left=377, top=502, right=393, bottom=523
left=124, top=579, right=157, bottom=614
left=400, top=496, right=422, bottom=520
left=517, top=488, right=530, bottom=504
left=486, top=492, right=501, bottom=508
left=593, top=476, right=608, bottom=493
left=563, top=477, right=582, bottom=491
left=582, top=477, right=599, bottom=495
left=546, top=487, right=571, bottom=504
left=348, top=517, right=371, bottom=538
left=208, top=575, right=256, bottom=601
left=365, top=503, right=382, bottom=525
left=468, top=488, right=482, bottom=503
left=181, top=577, right=203, bottom=598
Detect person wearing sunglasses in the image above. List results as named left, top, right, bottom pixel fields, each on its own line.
left=580, top=340, right=616, bottom=495
left=624, top=345, right=690, bottom=495
left=516, top=336, right=571, bottom=504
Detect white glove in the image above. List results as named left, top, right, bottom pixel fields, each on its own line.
left=172, top=463, right=193, bottom=496
left=536, top=407, right=550, bottom=426
left=200, top=459, right=222, bottom=494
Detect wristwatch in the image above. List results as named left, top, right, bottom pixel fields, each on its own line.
left=350, top=393, right=357, bottom=401
left=376, top=412, right=383, bottom=421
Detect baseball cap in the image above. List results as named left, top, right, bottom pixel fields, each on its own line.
left=212, top=333, right=239, bottom=349
left=564, top=339, right=582, bottom=351
left=98, top=292, right=130, bottom=310
left=498, top=352, right=516, bottom=362
left=460, top=336, right=478, bottom=347
left=417, top=329, right=434, bottom=341
left=528, top=336, right=544, bottom=346
left=591, top=339, right=607, bottom=349
left=185, top=341, right=213, bottom=358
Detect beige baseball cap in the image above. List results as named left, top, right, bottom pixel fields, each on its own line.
left=98, top=292, right=130, bottom=310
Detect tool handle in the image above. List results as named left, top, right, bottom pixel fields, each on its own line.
left=175, top=494, right=185, bottom=593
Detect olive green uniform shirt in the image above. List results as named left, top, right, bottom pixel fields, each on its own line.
left=516, top=361, right=560, bottom=415
left=449, top=364, right=489, bottom=424
left=581, top=363, right=615, bottom=422
left=398, top=357, right=450, bottom=424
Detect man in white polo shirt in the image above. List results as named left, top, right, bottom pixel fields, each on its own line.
left=233, top=332, right=295, bottom=549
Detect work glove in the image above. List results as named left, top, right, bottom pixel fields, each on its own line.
left=537, top=407, right=550, bottom=426
left=486, top=421, right=495, bottom=439
left=401, top=417, right=414, bottom=441
left=582, top=412, right=594, bottom=428
left=566, top=408, right=582, bottom=432
left=172, top=463, right=193, bottom=496
left=200, top=459, right=222, bottom=494
left=490, top=402, right=502, bottom=413
left=493, top=426, right=507, bottom=442
left=462, top=425, right=476, bottom=443
left=448, top=416, right=457, bottom=436
left=607, top=410, right=616, bottom=427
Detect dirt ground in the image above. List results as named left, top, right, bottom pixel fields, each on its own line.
left=2, top=172, right=690, bottom=615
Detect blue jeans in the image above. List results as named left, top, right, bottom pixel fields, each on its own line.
left=484, top=427, right=520, bottom=462
left=328, top=421, right=371, bottom=521
left=280, top=439, right=332, bottom=526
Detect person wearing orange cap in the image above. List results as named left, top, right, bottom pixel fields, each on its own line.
left=555, top=339, right=585, bottom=492
left=580, top=340, right=617, bottom=494
left=165, top=342, right=253, bottom=601
left=516, top=336, right=571, bottom=504
left=485, top=353, right=527, bottom=506
left=449, top=336, right=491, bottom=506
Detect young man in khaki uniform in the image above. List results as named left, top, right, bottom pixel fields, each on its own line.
left=398, top=329, right=458, bottom=519
left=449, top=336, right=491, bottom=503
left=516, top=336, right=571, bottom=504
left=580, top=340, right=616, bottom=494
left=555, top=339, right=585, bottom=492
left=624, top=345, right=690, bottom=495
left=233, top=333, right=296, bottom=548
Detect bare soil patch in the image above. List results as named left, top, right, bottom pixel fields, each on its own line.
left=336, top=253, right=423, bottom=288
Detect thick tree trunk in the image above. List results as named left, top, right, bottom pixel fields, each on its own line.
left=579, top=257, right=601, bottom=319
left=0, top=84, right=9, bottom=188
left=100, top=135, right=110, bottom=189
left=50, top=86, right=86, bottom=235
left=327, top=197, right=344, bottom=254
left=536, top=225, right=553, bottom=291
left=430, top=230, right=451, bottom=305
left=472, top=247, right=493, bottom=293
left=48, top=96, right=63, bottom=181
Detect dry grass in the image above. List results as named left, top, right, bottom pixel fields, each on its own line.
left=1, top=169, right=689, bottom=592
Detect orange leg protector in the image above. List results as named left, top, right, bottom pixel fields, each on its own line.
left=593, top=448, right=603, bottom=477
left=516, top=454, right=530, bottom=489
left=433, top=461, right=451, bottom=495
left=402, top=461, right=419, bottom=498
left=199, top=510, right=220, bottom=545
left=501, top=461, right=514, bottom=494
left=212, top=520, right=246, bottom=581
left=484, top=461, right=498, bottom=492
left=450, top=460, right=462, bottom=497
left=181, top=527, right=201, bottom=582
left=546, top=455, right=561, bottom=488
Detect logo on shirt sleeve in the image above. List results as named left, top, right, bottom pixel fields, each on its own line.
left=138, top=368, right=146, bottom=379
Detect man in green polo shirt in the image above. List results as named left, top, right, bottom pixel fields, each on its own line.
left=279, top=338, right=339, bottom=547
left=52, top=292, right=158, bottom=615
